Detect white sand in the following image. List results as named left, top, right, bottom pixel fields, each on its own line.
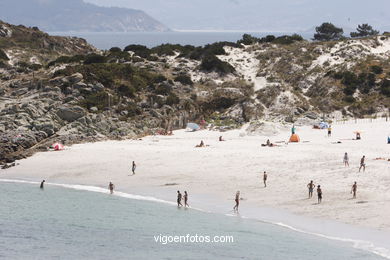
left=1, top=120, right=390, bottom=240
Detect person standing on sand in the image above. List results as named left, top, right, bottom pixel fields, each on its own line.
left=177, top=191, right=183, bottom=207
left=351, top=182, right=357, bottom=199
left=184, top=191, right=189, bottom=207
left=291, top=125, right=296, bottom=134
left=359, top=156, right=366, bottom=172
left=263, top=171, right=267, bottom=187
left=40, top=180, right=45, bottom=189
left=132, top=161, right=136, bottom=175
left=109, top=182, right=115, bottom=194
left=327, top=126, right=332, bottom=137
left=233, top=191, right=240, bottom=212
left=307, top=180, right=315, bottom=198
left=343, top=152, right=349, bottom=167
left=317, top=185, right=322, bottom=204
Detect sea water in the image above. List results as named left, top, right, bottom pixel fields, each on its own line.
left=0, top=182, right=386, bottom=260
left=49, top=31, right=313, bottom=50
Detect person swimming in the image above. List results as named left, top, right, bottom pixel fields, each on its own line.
left=233, top=191, right=240, bottom=212
left=40, top=180, right=45, bottom=189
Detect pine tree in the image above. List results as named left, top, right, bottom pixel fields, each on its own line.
left=313, top=22, right=344, bottom=41
left=350, top=24, right=379, bottom=38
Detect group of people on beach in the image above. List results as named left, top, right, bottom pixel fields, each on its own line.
left=343, top=152, right=366, bottom=172
left=177, top=190, right=189, bottom=207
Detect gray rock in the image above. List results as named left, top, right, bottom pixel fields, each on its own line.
left=56, top=106, right=86, bottom=122
left=90, top=107, right=98, bottom=112
left=305, top=112, right=318, bottom=120
left=93, top=83, right=105, bottom=92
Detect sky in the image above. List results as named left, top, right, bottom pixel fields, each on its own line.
left=84, top=0, right=390, bottom=32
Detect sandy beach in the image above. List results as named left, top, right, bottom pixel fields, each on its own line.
left=1, top=119, right=390, bottom=249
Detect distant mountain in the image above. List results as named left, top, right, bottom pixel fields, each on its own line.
left=0, top=0, right=169, bottom=32
left=87, top=0, right=390, bottom=32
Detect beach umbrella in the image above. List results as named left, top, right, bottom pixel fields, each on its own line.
left=186, top=123, right=200, bottom=131
left=52, top=142, right=64, bottom=151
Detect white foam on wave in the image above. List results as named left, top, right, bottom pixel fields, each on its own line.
left=2, top=178, right=389, bottom=259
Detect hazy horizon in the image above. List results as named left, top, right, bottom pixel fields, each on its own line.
left=85, top=0, right=390, bottom=33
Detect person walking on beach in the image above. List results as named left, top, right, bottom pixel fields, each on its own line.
left=233, top=191, right=240, bottom=212
left=184, top=191, right=189, bottom=207
left=317, top=185, right=322, bottom=204
left=263, top=171, right=268, bottom=187
left=40, top=180, right=45, bottom=189
left=132, top=161, right=136, bottom=175
left=177, top=191, right=183, bottom=207
left=359, top=156, right=366, bottom=172
left=307, top=180, right=315, bottom=198
left=351, top=182, right=357, bottom=199
left=327, top=126, right=332, bottom=137
left=343, top=152, right=349, bottom=167
left=109, top=182, right=115, bottom=194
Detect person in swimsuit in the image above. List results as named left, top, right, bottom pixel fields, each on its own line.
left=233, top=191, right=240, bottom=212
left=263, top=171, right=267, bottom=187
left=109, top=182, right=115, bottom=194
left=307, top=180, right=315, bottom=198
left=132, top=161, right=136, bottom=175
left=343, top=152, right=349, bottom=167
left=351, top=182, right=357, bottom=199
left=40, top=180, right=45, bottom=189
left=177, top=191, right=183, bottom=207
left=317, top=185, right=322, bottom=204
left=328, top=126, right=332, bottom=137
left=359, top=156, right=366, bottom=172
left=184, top=191, right=189, bottom=207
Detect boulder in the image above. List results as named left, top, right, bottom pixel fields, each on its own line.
left=56, top=106, right=85, bottom=122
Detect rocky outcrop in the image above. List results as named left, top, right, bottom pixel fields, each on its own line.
left=56, top=106, right=85, bottom=122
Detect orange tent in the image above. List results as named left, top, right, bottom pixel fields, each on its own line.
left=289, top=134, right=300, bottom=142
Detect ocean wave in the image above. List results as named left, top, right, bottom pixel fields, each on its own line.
left=1, top=178, right=389, bottom=259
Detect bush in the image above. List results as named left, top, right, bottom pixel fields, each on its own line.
left=79, top=91, right=109, bottom=110
left=166, top=93, right=180, bottom=105
left=174, top=74, right=193, bottom=85
left=381, top=79, right=390, bottom=97
left=200, top=55, right=235, bottom=75
left=343, top=96, right=356, bottom=103
left=123, top=44, right=151, bottom=58
left=273, top=34, right=304, bottom=45
left=155, top=83, right=172, bottom=95
left=117, top=84, right=136, bottom=97
left=370, top=65, right=383, bottom=74
left=109, top=47, right=122, bottom=52
left=84, top=54, right=107, bottom=64
left=48, top=55, right=84, bottom=66
left=0, top=49, right=9, bottom=60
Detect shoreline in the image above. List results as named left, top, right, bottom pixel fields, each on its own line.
left=1, top=178, right=390, bottom=259
left=1, top=120, right=389, bottom=257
